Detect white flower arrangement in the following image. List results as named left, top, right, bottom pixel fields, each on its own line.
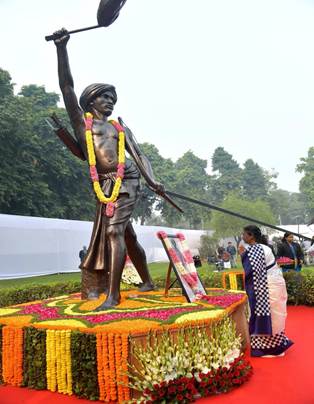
left=129, top=317, right=242, bottom=393
left=121, top=257, right=142, bottom=285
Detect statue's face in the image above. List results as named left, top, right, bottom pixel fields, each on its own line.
left=91, top=91, right=115, bottom=116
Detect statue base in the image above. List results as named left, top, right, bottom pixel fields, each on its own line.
left=0, top=289, right=250, bottom=402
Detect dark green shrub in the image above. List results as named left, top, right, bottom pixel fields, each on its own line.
left=0, top=281, right=80, bottom=307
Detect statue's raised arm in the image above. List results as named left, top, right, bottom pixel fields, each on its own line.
left=53, top=28, right=85, bottom=144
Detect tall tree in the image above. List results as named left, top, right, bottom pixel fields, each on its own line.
left=211, top=147, right=242, bottom=203
left=297, top=147, right=314, bottom=217
left=132, top=143, right=175, bottom=225
left=211, top=193, right=276, bottom=245
left=268, top=189, right=307, bottom=224
left=19, top=85, right=60, bottom=109
left=161, top=151, right=211, bottom=229
left=242, top=159, right=268, bottom=200
left=0, top=68, right=14, bottom=99
left=0, top=75, right=95, bottom=220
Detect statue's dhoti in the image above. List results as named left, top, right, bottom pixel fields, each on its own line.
left=80, top=164, right=140, bottom=298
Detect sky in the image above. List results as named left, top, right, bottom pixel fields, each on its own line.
left=1, top=0, right=314, bottom=192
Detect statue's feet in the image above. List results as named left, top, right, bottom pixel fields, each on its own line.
left=138, top=282, right=155, bottom=292
left=87, top=290, right=100, bottom=300
left=95, top=294, right=120, bottom=310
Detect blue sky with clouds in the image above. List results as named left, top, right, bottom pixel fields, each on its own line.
left=1, top=0, right=314, bottom=192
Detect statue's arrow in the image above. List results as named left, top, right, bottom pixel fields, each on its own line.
left=166, top=190, right=312, bottom=241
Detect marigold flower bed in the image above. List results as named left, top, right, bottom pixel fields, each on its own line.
left=0, top=289, right=248, bottom=402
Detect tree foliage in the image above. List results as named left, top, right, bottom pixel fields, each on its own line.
left=211, top=193, right=276, bottom=244
left=268, top=189, right=307, bottom=225
left=297, top=147, right=314, bottom=217
left=199, top=233, right=218, bottom=259
left=1, top=67, right=310, bottom=232
left=0, top=68, right=95, bottom=220
left=211, top=147, right=242, bottom=203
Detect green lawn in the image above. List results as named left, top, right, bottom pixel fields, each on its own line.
left=0, top=262, right=169, bottom=289
left=0, top=262, right=312, bottom=290
left=0, top=262, right=217, bottom=289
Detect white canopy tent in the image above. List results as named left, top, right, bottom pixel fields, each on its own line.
left=0, top=214, right=209, bottom=280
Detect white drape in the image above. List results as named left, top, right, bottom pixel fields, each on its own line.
left=0, top=214, right=210, bottom=279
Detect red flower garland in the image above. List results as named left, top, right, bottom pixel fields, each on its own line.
left=141, top=356, right=253, bottom=403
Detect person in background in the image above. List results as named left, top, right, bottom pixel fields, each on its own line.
left=301, top=238, right=311, bottom=251
left=193, top=255, right=202, bottom=268
left=226, top=241, right=237, bottom=268
left=240, top=225, right=293, bottom=357
left=277, top=232, right=304, bottom=272
left=79, top=246, right=87, bottom=263
left=217, top=246, right=231, bottom=269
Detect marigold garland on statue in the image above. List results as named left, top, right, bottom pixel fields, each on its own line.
left=85, top=112, right=126, bottom=217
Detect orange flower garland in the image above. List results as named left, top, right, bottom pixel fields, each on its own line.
left=115, top=334, right=124, bottom=403
left=108, top=333, right=117, bottom=401
left=2, top=326, right=23, bottom=386
left=96, top=331, right=130, bottom=403
left=121, top=333, right=130, bottom=401
left=102, top=332, right=111, bottom=402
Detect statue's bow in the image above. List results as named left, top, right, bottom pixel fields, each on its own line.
left=45, top=0, right=128, bottom=41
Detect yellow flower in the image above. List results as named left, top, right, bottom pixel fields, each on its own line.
left=174, top=310, right=225, bottom=323
left=35, top=319, right=87, bottom=328
left=0, top=308, right=19, bottom=316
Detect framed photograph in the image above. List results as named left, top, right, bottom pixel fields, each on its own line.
left=157, top=231, right=207, bottom=302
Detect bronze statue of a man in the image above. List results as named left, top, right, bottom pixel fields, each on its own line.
left=53, top=29, right=164, bottom=309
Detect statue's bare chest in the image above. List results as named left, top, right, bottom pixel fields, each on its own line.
left=92, top=122, right=118, bottom=150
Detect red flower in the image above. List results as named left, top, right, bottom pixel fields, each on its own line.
left=168, top=386, right=177, bottom=394
left=176, top=394, right=184, bottom=401
left=177, top=385, right=185, bottom=392
left=157, top=231, right=167, bottom=239
left=186, top=393, right=192, bottom=400
left=207, top=378, right=213, bottom=385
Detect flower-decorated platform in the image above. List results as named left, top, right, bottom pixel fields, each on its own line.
left=0, top=289, right=250, bottom=402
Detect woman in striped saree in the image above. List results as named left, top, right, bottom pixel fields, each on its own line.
left=240, top=225, right=293, bottom=357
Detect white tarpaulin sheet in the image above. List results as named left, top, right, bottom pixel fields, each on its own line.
left=0, top=214, right=208, bottom=280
